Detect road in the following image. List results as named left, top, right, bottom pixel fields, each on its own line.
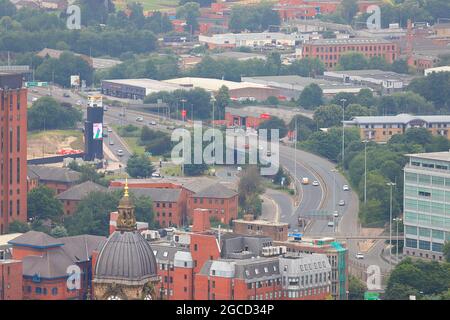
left=28, top=85, right=391, bottom=271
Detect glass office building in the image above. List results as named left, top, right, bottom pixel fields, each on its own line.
left=403, top=152, right=450, bottom=261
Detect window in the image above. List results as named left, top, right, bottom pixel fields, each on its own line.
left=52, top=288, right=58, bottom=296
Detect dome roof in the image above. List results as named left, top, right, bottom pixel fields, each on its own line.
left=94, top=231, right=157, bottom=285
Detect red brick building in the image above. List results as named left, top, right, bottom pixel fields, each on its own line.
left=301, top=38, right=399, bottom=69
left=8, top=231, right=105, bottom=300
left=27, top=165, right=81, bottom=194
left=187, top=183, right=238, bottom=225
left=0, top=73, right=28, bottom=235
left=56, top=181, right=107, bottom=215
left=233, top=218, right=289, bottom=241
left=224, top=107, right=269, bottom=129
left=0, top=259, right=23, bottom=300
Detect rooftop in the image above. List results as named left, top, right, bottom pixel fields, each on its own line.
left=193, top=183, right=237, bottom=199
left=102, top=78, right=185, bottom=91
left=210, top=51, right=266, bottom=61
left=164, top=77, right=270, bottom=92
left=28, top=165, right=81, bottom=183
left=233, top=219, right=288, bottom=227
left=306, top=37, right=394, bottom=45
left=324, top=69, right=415, bottom=82
left=345, top=114, right=450, bottom=125
left=109, top=186, right=182, bottom=202
left=405, top=151, right=450, bottom=163
left=56, top=181, right=108, bottom=201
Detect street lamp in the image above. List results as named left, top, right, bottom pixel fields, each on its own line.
left=393, top=217, right=403, bottom=263
left=340, top=98, right=347, bottom=166
left=363, top=139, right=369, bottom=204
left=386, top=181, right=396, bottom=270
left=331, top=169, right=338, bottom=212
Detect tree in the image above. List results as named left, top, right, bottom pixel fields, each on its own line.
left=444, top=241, right=450, bottom=263
left=238, top=166, right=265, bottom=217
left=131, top=194, right=155, bottom=227
left=258, top=116, right=288, bottom=138
left=348, top=275, right=366, bottom=300
left=356, top=89, right=376, bottom=107
left=229, top=3, right=280, bottom=33
left=337, top=53, right=368, bottom=70
left=50, top=225, right=69, bottom=238
left=345, top=104, right=372, bottom=119
left=299, top=83, right=323, bottom=109
left=313, top=104, right=342, bottom=128
left=27, top=97, right=82, bottom=131
left=214, top=85, right=230, bottom=120
left=407, top=72, right=450, bottom=110
left=338, top=0, right=358, bottom=23
left=8, top=220, right=30, bottom=233
left=126, top=153, right=155, bottom=178
left=0, top=0, right=16, bottom=18
left=176, top=2, right=200, bottom=32
left=27, top=186, right=64, bottom=222
left=284, top=58, right=325, bottom=77
left=77, top=0, right=115, bottom=26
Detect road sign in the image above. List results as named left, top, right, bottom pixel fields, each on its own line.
left=25, top=81, right=48, bottom=88
left=364, top=292, right=380, bottom=300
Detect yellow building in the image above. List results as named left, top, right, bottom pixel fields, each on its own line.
left=344, top=114, right=450, bottom=142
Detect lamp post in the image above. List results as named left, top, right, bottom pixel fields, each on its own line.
left=386, top=181, right=396, bottom=270
left=393, top=217, right=402, bottom=263
left=340, top=98, right=347, bottom=166
left=363, top=139, right=368, bottom=204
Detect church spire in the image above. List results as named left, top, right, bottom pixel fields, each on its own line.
left=116, top=179, right=136, bottom=232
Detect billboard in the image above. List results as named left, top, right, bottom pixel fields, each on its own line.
left=70, top=75, right=80, bottom=87
left=88, top=95, right=103, bottom=108
left=93, top=123, right=103, bottom=140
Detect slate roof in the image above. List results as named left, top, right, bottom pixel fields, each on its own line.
left=28, top=165, right=81, bottom=183
left=56, top=181, right=108, bottom=201
left=59, top=234, right=106, bottom=262
left=22, top=248, right=76, bottom=279
left=94, top=231, right=158, bottom=284
left=192, top=183, right=237, bottom=199
left=8, top=231, right=63, bottom=249
left=151, top=243, right=188, bottom=262
left=109, top=186, right=182, bottom=202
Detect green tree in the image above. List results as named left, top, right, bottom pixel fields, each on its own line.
left=313, top=104, right=342, bottom=128
left=0, top=0, right=16, bottom=18
left=444, top=241, right=450, bottom=263
left=407, top=72, right=450, bottom=110
left=27, top=186, right=64, bottom=222
left=338, top=0, right=358, bottom=23
left=126, top=153, right=155, bottom=178
left=214, top=85, right=230, bottom=120
left=238, top=166, right=264, bottom=217
left=337, top=53, right=368, bottom=70
left=348, top=275, right=367, bottom=300
left=50, top=225, right=69, bottom=238
left=229, top=3, right=280, bottom=32
left=284, top=58, right=325, bottom=77
left=258, top=116, right=288, bottom=138
left=176, top=2, right=200, bottom=32
left=299, top=83, right=323, bottom=109
left=8, top=220, right=31, bottom=233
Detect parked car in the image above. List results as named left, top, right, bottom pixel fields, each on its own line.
left=63, top=92, right=70, bottom=98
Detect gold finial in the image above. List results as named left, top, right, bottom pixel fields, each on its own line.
left=124, top=178, right=129, bottom=197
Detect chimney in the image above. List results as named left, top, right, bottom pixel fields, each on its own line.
left=109, top=211, right=119, bottom=235
left=192, top=208, right=210, bottom=233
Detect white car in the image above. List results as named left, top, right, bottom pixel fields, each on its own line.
left=108, top=128, right=112, bottom=133
left=150, top=121, right=157, bottom=125
left=343, top=185, right=350, bottom=191
left=339, top=200, right=345, bottom=206
left=333, top=211, right=339, bottom=218
left=136, top=117, right=144, bottom=122
left=109, top=140, right=114, bottom=145
left=312, top=180, right=319, bottom=186
left=327, top=221, right=334, bottom=227
left=356, top=253, right=364, bottom=259
left=152, top=172, right=161, bottom=178
left=116, top=149, right=124, bottom=156
left=32, top=97, right=38, bottom=102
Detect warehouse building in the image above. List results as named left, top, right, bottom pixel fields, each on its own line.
left=323, top=69, right=415, bottom=94
left=101, top=79, right=186, bottom=100
left=242, top=75, right=367, bottom=99
left=164, top=77, right=279, bottom=101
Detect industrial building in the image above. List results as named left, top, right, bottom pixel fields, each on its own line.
left=344, top=114, right=450, bottom=142
left=301, top=38, right=399, bottom=69
left=242, top=75, right=367, bottom=99
left=164, top=77, right=279, bottom=101
left=323, top=69, right=416, bottom=94
left=403, top=151, right=450, bottom=261
left=101, top=79, right=186, bottom=100
left=199, top=32, right=305, bottom=49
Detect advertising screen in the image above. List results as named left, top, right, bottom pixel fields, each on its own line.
left=93, top=123, right=103, bottom=140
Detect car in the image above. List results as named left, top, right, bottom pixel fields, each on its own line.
left=76, top=100, right=82, bottom=105
left=301, top=177, right=309, bottom=185
left=32, top=97, right=38, bottom=102
left=327, top=221, right=334, bottom=227
left=343, top=185, right=350, bottom=191
left=109, top=140, right=114, bottom=145
left=150, top=121, right=157, bottom=125
left=266, top=151, right=271, bottom=156
left=237, top=166, right=242, bottom=172
left=152, top=172, right=161, bottom=178
left=31, top=89, right=38, bottom=93
left=356, top=253, right=364, bottom=259
left=312, top=180, right=319, bottom=186
left=136, top=117, right=144, bottom=122
left=116, top=149, right=124, bottom=156
left=166, top=125, right=175, bottom=130
left=339, top=200, right=345, bottom=206
left=108, top=128, right=112, bottom=133
left=333, top=211, right=339, bottom=218
left=63, top=93, right=70, bottom=98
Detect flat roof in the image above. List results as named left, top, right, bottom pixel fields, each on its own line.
left=0, top=233, right=23, bottom=247
left=164, top=77, right=270, bottom=91
left=210, top=51, right=266, bottom=60
left=324, top=69, right=415, bottom=82
left=102, top=78, right=184, bottom=91
left=345, top=114, right=450, bottom=125
left=306, top=37, right=394, bottom=45
left=233, top=219, right=288, bottom=227
left=405, top=151, right=450, bottom=162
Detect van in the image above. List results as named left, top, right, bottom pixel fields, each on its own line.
left=302, top=177, right=309, bottom=185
